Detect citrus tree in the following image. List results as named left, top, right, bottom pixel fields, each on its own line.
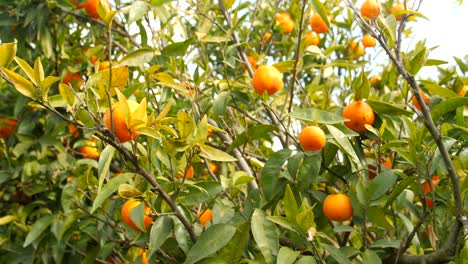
left=0, top=0, right=467, bottom=263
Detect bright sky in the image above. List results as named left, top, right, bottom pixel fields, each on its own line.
left=409, top=0, right=468, bottom=77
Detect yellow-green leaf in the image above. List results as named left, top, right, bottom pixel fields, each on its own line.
left=14, top=57, right=36, bottom=85
left=59, top=83, right=75, bottom=106
left=1, top=67, right=36, bottom=98
left=34, top=57, right=44, bottom=83
left=0, top=42, right=17, bottom=67
left=0, top=215, right=17, bottom=226
left=199, top=144, right=237, bottom=162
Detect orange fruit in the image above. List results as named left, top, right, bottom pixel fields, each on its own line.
left=207, top=162, right=220, bottom=174
left=342, top=101, right=375, bottom=132
left=309, top=13, right=329, bottom=34
left=103, top=100, right=147, bottom=143
left=458, top=85, right=467, bottom=96
left=370, top=76, right=381, bottom=89
left=350, top=41, right=365, bottom=59
left=362, top=34, right=376, bottom=48
left=121, top=199, right=153, bottom=232
left=207, top=127, right=214, bottom=137
left=361, top=0, right=380, bottom=19
left=252, top=65, right=283, bottom=96
left=275, top=12, right=294, bottom=34
left=99, top=60, right=110, bottom=71
left=303, top=32, right=320, bottom=46
left=68, top=124, right=80, bottom=138
left=425, top=198, right=434, bottom=209
left=368, top=156, right=392, bottom=180
left=0, top=118, right=17, bottom=138
left=412, top=91, right=430, bottom=111
left=391, top=2, right=405, bottom=21
left=299, top=126, right=326, bottom=151
left=198, top=209, right=213, bottom=227
left=63, top=71, right=83, bottom=89
left=322, top=193, right=353, bottom=221
left=263, top=32, right=272, bottom=42
left=242, top=56, right=257, bottom=71
left=76, top=0, right=110, bottom=19
left=79, top=139, right=100, bottom=159
left=422, top=176, right=440, bottom=195
left=138, top=249, right=148, bottom=264
left=176, top=165, right=194, bottom=180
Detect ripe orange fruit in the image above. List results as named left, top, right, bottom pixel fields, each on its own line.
left=76, top=0, right=109, bottom=19
left=176, top=165, right=194, bottom=180
left=242, top=56, right=257, bottom=71
left=368, top=156, right=392, bottom=180
left=309, top=13, right=329, bottom=34
left=425, top=198, right=434, bottom=209
left=391, top=2, right=405, bottom=21
left=103, top=100, right=147, bottom=143
left=63, top=71, right=83, bottom=89
left=412, top=91, right=430, bottom=111
left=422, top=176, right=440, bottom=195
left=303, top=32, right=320, bottom=47
left=68, top=124, right=80, bottom=138
left=361, top=0, right=380, bottom=19
left=121, top=199, right=153, bottom=232
left=79, top=139, right=100, bottom=160
left=458, top=85, right=467, bottom=96
left=322, top=193, right=353, bottom=221
left=370, top=76, right=381, bottom=89
left=299, top=126, right=326, bottom=151
left=0, top=118, right=17, bottom=138
left=275, top=12, right=294, bottom=34
left=349, top=41, right=365, bottom=59
left=138, top=249, right=148, bottom=264
left=207, top=162, right=220, bottom=174
left=252, top=65, right=283, bottom=96
left=198, top=209, right=213, bottom=227
left=362, top=34, right=376, bottom=48
left=342, top=101, right=375, bottom=132
left=263, top=32, right=272, bottom=42
left=99, top=60, right=110, bottom=71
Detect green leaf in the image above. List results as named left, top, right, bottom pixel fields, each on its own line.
left=321, top=243, right=351, bottom=264
left=326, top=125, right=359, bottom=165
left=353, top=70, right=370, bottom=101
left=384, top=177, right=415, bottom=209
left=90, top=173, right=133, bottom=213
left=297, top=154, right=321, bottom=189
left=296, top=256, right=317, bottom=264
left=0, top=215, right=17, bottom=226
left=283, top=185, right=298, bottom=222
left=267, top=216, right=302, bottom=234
left=184, top=224, right=236, bottom=264
left=289, top=108, right=348, bottom=124
left=370, top=239, right=400, bottom=249
left=251, top=209, right=279, bottom=264
left=118, top=48, right=156, bottom=67
left=1, top=67, right=36, bottom=98
left=162, top=38, right=194, bottom=57
left=380, top=15, right=396, bottom=48
left=130, top=202, right=149, bottom=232
left=126, top=0, right=150, bottom=24
left=334, top=225, right=355, bottom=233
left=58, top=83, right=75, bottom=106
left=425, top=59, right=447, bottom=66
left=431, top=97, right=468, bottom=120
left=310, top=0, right=330, bottom=28
left=272, top=60, right=295, bottom=73
left=23, top=215, right=55, bottom=247
left=199, top=144, right=237, bottom=162
left=368, top=170, right=398, bottom=201
left=179, top=182, right=223, bottom=206
left=216, top=222, right=250, bottom=262
left=367, top=100, right=412, bottom=116
left=227, top=124, right=278, bottom=152
left=296, top=208, right=315, bottom=231
left=362, top=249, right=382, bottom=264
left=97, top=145, right=116, bottom=193
left=148, top=215, right=174, bottom=258
left=261, top=149, right=292, bottom=201
left=277, top=247, right=300, bottom=264
left=0, top=41, right=17, bottom=67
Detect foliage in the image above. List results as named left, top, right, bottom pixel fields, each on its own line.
left=0, top=0, right=467, bottom=263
